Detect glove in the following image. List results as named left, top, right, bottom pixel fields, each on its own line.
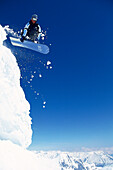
left=20, top=36, right=25, bottom=42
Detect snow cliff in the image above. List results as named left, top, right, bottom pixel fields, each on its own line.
left=0, top=25, right=32, bottom=148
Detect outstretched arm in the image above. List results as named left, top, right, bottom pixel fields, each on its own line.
left=20, top=22, right=30, bottom=42
left=23, top=22, right=30, bottom=37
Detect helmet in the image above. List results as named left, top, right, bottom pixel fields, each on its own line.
left=31, top=14, right=38, bottom=21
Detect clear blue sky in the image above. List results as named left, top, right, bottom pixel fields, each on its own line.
left=1, top=0, right=113, bottom=151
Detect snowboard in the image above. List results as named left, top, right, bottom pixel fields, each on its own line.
left=9, top=37, right=49, bottom=54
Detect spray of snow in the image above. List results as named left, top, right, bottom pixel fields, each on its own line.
left=4, top=26, right=53, bottom=107
left=0, top=25, right=32, bottom=148
left=4, top=25, right=19, bottom=37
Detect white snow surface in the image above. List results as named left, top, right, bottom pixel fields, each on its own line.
left=0, top=25, right=32, bottom=148
left=0, top=140, right=113, bottom=170
left=0, top=140, right=60, bottom=170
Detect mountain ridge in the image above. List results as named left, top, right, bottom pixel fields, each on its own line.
left=34, top=150, right=113, bottom=169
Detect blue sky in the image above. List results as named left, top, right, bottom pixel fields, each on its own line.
left=1, top=0, right=113, bottom=151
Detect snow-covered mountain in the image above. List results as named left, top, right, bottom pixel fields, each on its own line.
left=34, top=150, right=113, bottom=170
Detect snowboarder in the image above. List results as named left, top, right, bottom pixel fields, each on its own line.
left=20, top=14, right=42, bottom=43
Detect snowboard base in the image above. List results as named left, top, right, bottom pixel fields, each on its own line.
left=9, top=37, right=49, bottom=54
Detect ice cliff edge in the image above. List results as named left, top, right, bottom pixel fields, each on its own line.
left=0, top=25, right=32, bottom=148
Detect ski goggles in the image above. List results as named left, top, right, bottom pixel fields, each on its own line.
left=32, top=17, right=37, bottom=21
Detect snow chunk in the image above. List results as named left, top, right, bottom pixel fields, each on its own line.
left=31, top=75, right=34, bottom=78
left=47, top=60, right=51, bottom=65
left=39, top=74, right=42, bottom=77
left=43, top=101, right=46, bottom=105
